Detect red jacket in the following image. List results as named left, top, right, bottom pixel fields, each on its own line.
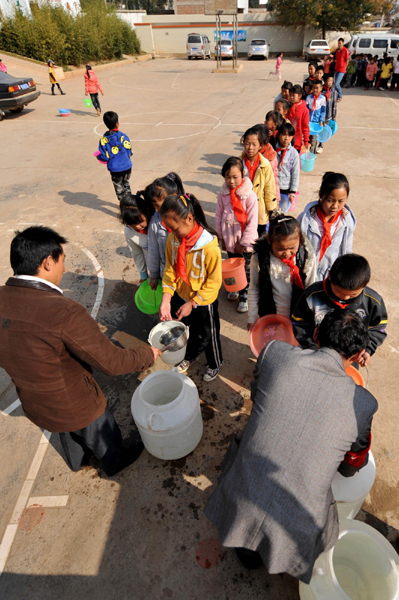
left=84, top=70, right=103, bottom=95
left=288, top=101, right=310, bottom=150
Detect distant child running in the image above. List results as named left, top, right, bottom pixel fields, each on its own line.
left=288, top=85, right=310, bottom=152
left=247, top=213, right=316, bottom=328
left=159, top=193, right=223, bottom=382
left=84, top=64, right=104, bottom=117
left=97, top=111, right=133, bottom=202
left=145, top=172, right=185, bottom=289
left=241, top=126, right=277, bottom=236
left=216, top=157, right=258, bottom=313
left=306, top=80, right=326, bottom=154
left=273, top=80, right=292, bottom=108
left=298, top=172, right=356, bottom=281
left=119, top=193, right=154, bottom=283
left=276, top=122, right=300, bottom=212
left=47, top=60, right=65, bottom=95
left=270, top=53, right=283, bottom=80
left=0, top=58, right=7, bottom=73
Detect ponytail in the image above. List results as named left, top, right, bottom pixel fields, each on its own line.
left=145, top=172, right=185, bottom=203
left=160, top=193, right=218, bottom=238
left=119, top=192, right=154, bottom=227
left=85, top=64, right=91, bottom=78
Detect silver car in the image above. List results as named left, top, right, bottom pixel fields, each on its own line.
left=214, top=40, right=234, bottom=60
left=248, top=39, right=269, bottom=60
left=186, top=33, right=211, bottom=60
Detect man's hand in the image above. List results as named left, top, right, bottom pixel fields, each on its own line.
left=247, top=322, right=255, bottom=332
left=234, top=242, right=245, bottom=254
left=152, top=347, right=162, bottom=360
left=149, top=278, right=158, bottom=291
left=159, top=296, right=172, bottom=321
left=357, top=351, right=371, bottom=368
left=176, top=301, right=193, bottom=321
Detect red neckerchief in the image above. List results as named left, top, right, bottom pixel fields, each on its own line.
left=161, top=221, right=171, bottom=233
left=244, top=154, right=260, bottom=182
left=290, top=99, right=302, bottom=118
left=323, top=85, right=330, bottom=101
left=311, top=92, right=321, bottom=111
left=175, top=222, right=203, bottom=284
left=140, top=228, right=148, bottom=235
left=281, top=254, right=304, bottom=289
left=317, top=205, right=343, bottom=261
left=323, top=277, right=349, bottom=309
left=276, top=146, right=288, bottom=170
left=229, top=180, right=247, bottom=232
left=109, top=127, right=119, bottom=132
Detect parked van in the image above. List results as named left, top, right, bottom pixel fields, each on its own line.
left=186, top=33, right=211, bottom=60
left=347, top=33, right=399, bottom=58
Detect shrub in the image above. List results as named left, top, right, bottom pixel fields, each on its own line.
left=0, top=0, right=141, bottom=67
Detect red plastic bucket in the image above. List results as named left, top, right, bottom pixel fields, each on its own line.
left=222, top=257, right=246, bottom=292
left=249, top=314, right=299, bottom=357
left=345, top=365, right=365, bottom=387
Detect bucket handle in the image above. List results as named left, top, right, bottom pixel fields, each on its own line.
left=312, top=567, right=326, bottom=577
left=147, top=412, right=158, bottom=429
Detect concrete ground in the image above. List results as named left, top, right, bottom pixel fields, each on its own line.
left=0, top=56, right=398, bottom=599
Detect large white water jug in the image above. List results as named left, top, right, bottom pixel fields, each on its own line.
left=331, top=451, right=376, bottom=521
left=299, top=519, right=399, bottom=600
left=131, top=370, right=203, bottom=460
left=148, top=320, right=189, bottom=366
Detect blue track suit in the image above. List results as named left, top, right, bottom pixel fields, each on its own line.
left=97, top=129, right=133, bottom=200
left=306, top=94, right=326, bottom=154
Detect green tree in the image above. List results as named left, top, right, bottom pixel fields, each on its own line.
left=271, top=0, right=376, bottom=38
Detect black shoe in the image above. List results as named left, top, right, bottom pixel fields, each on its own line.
left=52, top=92, right=56, bottom=95
left=235, top=547, right=263, bottom=570
left=61, top=91, right=66, bottom=95
left=103, top=441, right=144, bottom=476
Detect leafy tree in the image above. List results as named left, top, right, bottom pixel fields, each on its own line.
left=372, top=0, right=395, bottom=26
left=271, top=0, right=377, bottom=38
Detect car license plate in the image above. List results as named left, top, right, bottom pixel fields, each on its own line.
left=20, top=83, right=29, bottom=89
left=254, top=48, right=260, bottom=51
left=192, top=47, right=197, bottom=50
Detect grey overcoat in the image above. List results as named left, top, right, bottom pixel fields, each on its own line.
left=204, top=341, right=377, bottom=583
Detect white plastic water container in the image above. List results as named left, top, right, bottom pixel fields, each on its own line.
left=299, top=519, right=399, bottom=600
left=148, top=321, right=189, bottom=366
left=131, top=370, right=203, bottom=460
left=332, top=451, right=376, bottom=521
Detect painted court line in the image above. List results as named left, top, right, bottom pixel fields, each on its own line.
left=27, top=496, right=69, bottom=508
left=1, top=399, right=21, bottom=415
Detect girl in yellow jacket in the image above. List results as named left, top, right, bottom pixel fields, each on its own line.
left=47, top=60, right=65, bottom=96
left=241, top=125, right=277, bottom=236
left=159, top=193, right=223, bottom=382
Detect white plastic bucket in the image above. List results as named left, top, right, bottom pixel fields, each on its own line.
left=299, top=519, right=399, bottom=600
left=148, top=320, right=189, bottom=366
left=131, top=370, right=203, bottom=460
left=332, top=451, right=376, bottom=521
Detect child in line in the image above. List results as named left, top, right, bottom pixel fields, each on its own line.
left=216, top=157, right=258, bottom=313
left=120, top=194, right=154, bottom=283
left=253, top=124, right=280, bottom=207
left=305, top=80, right=326, bottom=154
left=322, top=74, right=338, bottom=124
left=315, top=65, right=324, bottom=84
left=276, top=122, right=300, bottom=212
left=303, top=62, right=317, bottom=88
left=288, top=84, right=310, bottom=152
left=365, top=57, right=377, bottom=90
left=292, top=253, right=388, bottom=367
left=298, top=172, right=356, bottom=281
left=241, top=126, right=277, bottom=236
left=145, top=172, right=185, bottom=290
left=264, top=110, right=284, bottom=148
left=379, top=57, right=393, bottom=90
left=159, top=193, right=223, bottom=382
left=270, top=52, right=283, bottom=80
left=322, top=54, right=333, bottom=74
left=302, top=80, right=313, bottom=100
left=343, top=54, right=357, bottom=88
left=247, top=213, right=316, bottom=329
left=275, top=99, right=290, bottom=120
left=97, top=111, right=133, bottom=201
left=47, top=59, right=65, bottom=95
left=391, top=57, right=399, bottom=91
left=84, top=64, right=104, bottom=117
left=273, top=80, right=292, bottom=108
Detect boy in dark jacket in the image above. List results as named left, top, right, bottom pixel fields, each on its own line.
left=98, top=111, right=133, bottom=201
left=292, top=254, right=387, bottom=367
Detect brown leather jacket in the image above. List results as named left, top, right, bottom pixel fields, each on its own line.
left=0, top=278, right=155, bottom=432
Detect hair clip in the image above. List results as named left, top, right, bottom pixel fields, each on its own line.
left=184, top=193, right=190, bottom=200
left=166, top=173, right=174, bottom=181
left=180, top=195, right=187, bottom=207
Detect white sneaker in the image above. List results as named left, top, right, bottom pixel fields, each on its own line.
left=203, top=364, right=222, bottom=382
left=237, top=301, right=248, bottom=313
left=176, top=358, right=198, bottom=373
left=227, top=291, right=239, bottom=301
left=316, top=146, right=324, bottom=154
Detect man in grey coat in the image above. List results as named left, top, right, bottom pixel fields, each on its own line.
left=204, top=309, right=377, bottom=583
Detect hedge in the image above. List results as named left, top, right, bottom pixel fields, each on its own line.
left=0, top=0, right=141, bottom=67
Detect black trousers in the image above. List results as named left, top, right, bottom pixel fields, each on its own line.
left=90, top=93, right=101, bottom=112
left=171, top=294, right=223, bottom=370
left=227, top=251, right=251, bottom=301
left=51, top=82, right=63, bottom=94
left=59, top=406, right=124, bottom=475
left=110, top=168, right=132, bottom=202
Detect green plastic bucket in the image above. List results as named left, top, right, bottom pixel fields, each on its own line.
left=84, top=98, right=92, bottom=107
left=135, top=279, right=162, bottom=315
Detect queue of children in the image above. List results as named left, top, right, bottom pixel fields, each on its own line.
left=342, top=52, right=399, bottom=91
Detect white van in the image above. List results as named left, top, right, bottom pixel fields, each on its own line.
left=347, top=33, right=399, bottom=58
left=186, top=33, right=211, bottom=60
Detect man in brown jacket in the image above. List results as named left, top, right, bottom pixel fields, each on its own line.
left=0, top=226, right=161, bottom=476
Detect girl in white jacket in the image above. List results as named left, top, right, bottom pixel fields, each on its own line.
left=120, top=194, right=154, bottom=283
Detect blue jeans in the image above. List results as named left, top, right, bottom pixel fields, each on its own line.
left=334, top=72, right=345, bottom=99
left=279, top=194, right=291, bottom=213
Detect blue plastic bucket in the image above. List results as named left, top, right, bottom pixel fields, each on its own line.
left=328, top=119, right=338, bottom=135
left=58, top=108, right=70, bottom=117
left=317, top=125, right=332, bottom=143
left=309, top=122, right=323, bottom=135
left=300, top=153, right=316, bottom=172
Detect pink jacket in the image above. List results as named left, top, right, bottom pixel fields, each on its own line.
left=215, top=177, right=258, bottom=253
left=261, top=143, right=281, bottom=205
left=84, top=70, right=103, bottom=95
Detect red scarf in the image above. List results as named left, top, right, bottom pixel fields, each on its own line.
left=175, top=222, right=203, bottom=284
left=281, top=254, right=304, bottom=289
left=311, top=92, right=321, bottom=111
left=230, top=180, right=247, bottom=231
left=141, top=228, right=148, bottom=235
left=244, top=154, right=260, bottom=182
left=317, top=205, right=343, bottom=261
left=276, top=146, right=288, bottom=170
left=323, top=277, right=349, bottom=309
left=161, top=221, right=171, bottom=233
left=323, top=85, right=330, bottom=101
